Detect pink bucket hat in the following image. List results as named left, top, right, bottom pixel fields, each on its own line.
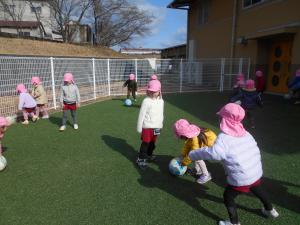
left=173, top=119, right=200, bottom=138
left=129, top=74, right=135, bottom=80
left=16, top=84, right=27, bottom=93
left=147, top=79, right=161, bottom=92
left=31, top=76, right=41, bottom=85
left=255, top=70, right=263, bottom=77
left=64, top=73, right=74, bottom=83
left=217, top=103, right=246, bottom=137
left=296, top=69, right=300, bottom=77
left=244, top=79, right=256, bottom=91
left=0, top=117, right=8, bottom=127
left=236, top=73, right=245, bottom=81
left=150, top=74, right=158, bottom=80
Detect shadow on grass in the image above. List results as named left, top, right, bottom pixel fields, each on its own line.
left=164, top=92, right=300, bottom=155
left=101, top=134, right=225, bottom=222
left=49, top=115, right=72, bottom=127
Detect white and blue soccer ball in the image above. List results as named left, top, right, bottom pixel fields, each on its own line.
left=0, top=156, right=7, bottom=171
left=168, top=157, right=187, bottom=176
left=124, top=99, right=132, bottom=106
left=6, top=115, right=17, bottom=126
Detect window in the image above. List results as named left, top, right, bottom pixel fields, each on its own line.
left=243, top=0, right=264, bottom=8
left=31, top=6, right=41, bottom=14
left=18, top=32, right=30, bottom=37
left=198, top=0, right=211, bottom=25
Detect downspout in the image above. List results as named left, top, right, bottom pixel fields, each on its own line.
left=186, top=7, right=189, bottom=60
left=230, top=0, right=238, bottom=58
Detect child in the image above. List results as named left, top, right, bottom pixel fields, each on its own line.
left=31, top=76, right=49, bottom=119
left=16, top=83, right=38, bottom=125
left=230, top=79, right=262, bottom=128
left=288, top=69, right=300, bottom=104
left=255, top=70, right=266, bottom=95
left=123, top=73, right=137, bottom=101
left=173, top=119, right=216, bottom=184
left=188, top=103, right=279, bottom=225
left=150, top=74, right=158, bottom=80
left=229, top=73, right=245, bottom=103
left=136, top=79, right=164, bottom=169
left=0, top=117, right=9, bottom=156
left=59, top=73, right=80, bottom=131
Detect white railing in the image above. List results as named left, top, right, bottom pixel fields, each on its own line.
left=0, top=57, right=250, bottom=116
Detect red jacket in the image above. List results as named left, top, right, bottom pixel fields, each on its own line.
left=256, top=77, right=265, bottom=92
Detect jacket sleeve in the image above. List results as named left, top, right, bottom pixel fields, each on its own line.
left=205, top=129, right=217, bottom=146
left=230, top=90, right=243, bottom=103
left=75, top=85, right=81, bottom=103
left=60, top=87, right=64, bottom=103
left=181, top=138, right=199, bottom=166
left=188, top=135, right=226, bottom=161
left=137, top=100, right=148, bottom=133
left=34, top=86, right=42, bottom=98
left=123, top=80, right=128, bottom=87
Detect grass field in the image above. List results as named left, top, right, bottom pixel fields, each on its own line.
left=0, top=92, right=299, bottom=225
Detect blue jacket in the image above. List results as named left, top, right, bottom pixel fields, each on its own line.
left=230, top=89, right=262, bottom=110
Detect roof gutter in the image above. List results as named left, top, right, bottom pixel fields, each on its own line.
left=230, top=0, right=238, bottom=58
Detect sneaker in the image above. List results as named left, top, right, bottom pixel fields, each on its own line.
left=22, top=120, right=29, bottom=125
left=147, top=154, right=156, bottom=161
left=196, top=173, right=212, bottom=184
left=73, top=124, right=79, bottom=130
left=219, top=220, right=241, bottom=225
left=136, top=158, right=148, bottom=169
left=261, top=208, right=279, bottom=218
left=42, top=115, right=49, bottom=119
left=59, top=125, right=66, bottom=131
left=32, top=115, right=39, bottom=122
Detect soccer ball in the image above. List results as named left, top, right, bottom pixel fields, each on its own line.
left=0, top=156, right=7, bottom=171
left=6, top=115, right=17, bottom=126
left=124, top=99, right=132, bottom=106
left=168, top=157, right=187, bottom=176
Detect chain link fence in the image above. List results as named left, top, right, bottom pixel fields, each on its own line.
left=0, top=56, right=250, bottom=116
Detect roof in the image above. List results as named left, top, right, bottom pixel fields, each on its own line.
left=162, top=44, right=186, bottom=50
left=0, top=20, right=41, bottom=28
left=167, top=0, right=192, bottom=9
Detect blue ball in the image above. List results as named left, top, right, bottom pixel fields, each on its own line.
left=169, top=157, right=187, bottom=176
left=124, top=99, right=132, bottom=106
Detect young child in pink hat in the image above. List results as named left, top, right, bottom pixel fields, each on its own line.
left=188, top=103, right=279, bottom=225
left=59, top=73, right=80, bottom=131
left=123, top=73, right=137, bottom=101
left=230, top=79, right=262, bottom=128
left=16, top=83, right=38, bottom=125
left=173, top=119, right=216, bottom=184
left=31, top=76, right=49, bottom=119
left=0, top=117, right=10, bottom=157
left=255, top=70, right=266, bottom=95
left=136, top=79, right=164, bottom=169
left=229, top=73, right=245, bottom=103
left=150, top=74, right=158, bottom=80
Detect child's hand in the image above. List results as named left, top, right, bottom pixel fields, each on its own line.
left=77, top=103, right=80, bottom=108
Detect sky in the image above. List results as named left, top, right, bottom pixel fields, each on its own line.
left=131, top=0, right=187, bottom=49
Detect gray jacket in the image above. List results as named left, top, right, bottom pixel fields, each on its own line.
left=60, top=84, right=80, bottom=104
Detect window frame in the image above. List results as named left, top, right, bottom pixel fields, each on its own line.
left=243, top=0, right=265, bottom=9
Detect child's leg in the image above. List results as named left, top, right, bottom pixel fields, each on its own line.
left=194, top=160, right=209, bottom=175
left=127, top=89, right=130, bottom=99
left=250, top=185, right=273, bottom=210
left=36, top=106, right=40, bottom=117
left=132, top=89, right=136, bottom=100
left=147, top=141, right=155, bottom=156
left=70, top=110, right=77, bottom=124
left=223, top=187, right=240, bottom=224
left=138, top=142, right=150, bottom=159
left=22, top=110, right=29, bottom=121
left=42, top=105, right=49, bottom=117
left=62, top=110, right=68, bottom=125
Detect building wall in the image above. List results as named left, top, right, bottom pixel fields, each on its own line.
left=187, top=0, right=234, bottom=58
left=0, top=0, right=53, bottom=37
left=161, top=45, right=186, bottom=59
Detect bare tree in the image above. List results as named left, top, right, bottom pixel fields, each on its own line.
left=0, top=0, right=26, bottom=35
left=48, top=0, right=92, bottom=42
left=91, top=0, right=153, bottom=47
left=26, top=0, right=44, bottom=37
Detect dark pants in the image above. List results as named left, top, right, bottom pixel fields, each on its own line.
left=223, top=185, right=273, bottom=224
left=127, top=89, right=136, bottom=99
left=62, top=110, right=77, bottom=125
left=138, top=141, right=155, bottom=159
left=245, top=109, right=255, bottom=128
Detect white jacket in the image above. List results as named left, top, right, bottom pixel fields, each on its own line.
left=189, top=132, right=263, bottom=186
left=137, top=97, right=164, bottom=133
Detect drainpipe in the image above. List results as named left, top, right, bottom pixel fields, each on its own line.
left=230, top=0, right=238, bottom=58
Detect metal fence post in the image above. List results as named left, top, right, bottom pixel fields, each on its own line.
left=135, top=59, right=138, bottom=79
left=180, top=58, right=183, bottom=93
left=50, top=57, right=57, bottom=109
left=238, top=58, right=243, bottom=74
left=92, top=58, right=96, bottom=99
left=107, top=59, right=111, bottom=96
left=247, top=57, right=251, bottom=79
left=220, top=58, right=225, bottom=92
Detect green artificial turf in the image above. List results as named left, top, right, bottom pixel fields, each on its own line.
left=0, top=92, right=299, bottom=225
